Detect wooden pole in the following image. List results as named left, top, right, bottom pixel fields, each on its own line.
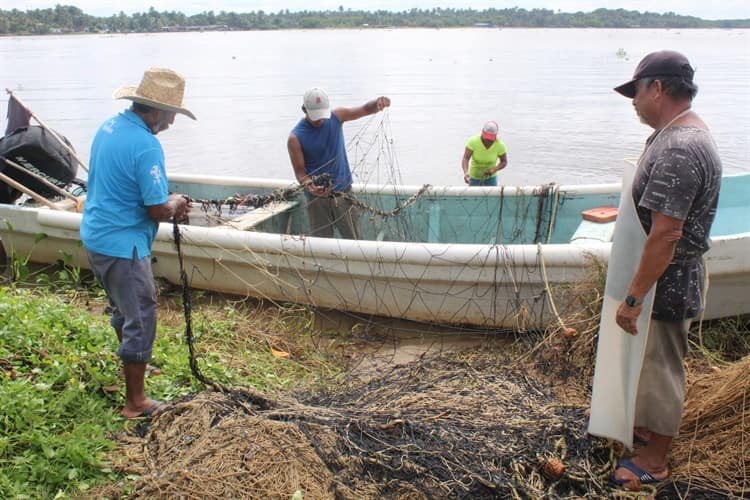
left=0, top=170, right=62, bottom=210
left=2, top=157, right=77, bottom=200
left=5, top=88, right=89, bottom=173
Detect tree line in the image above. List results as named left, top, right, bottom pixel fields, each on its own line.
left=0, top=4, right=747, bottom=35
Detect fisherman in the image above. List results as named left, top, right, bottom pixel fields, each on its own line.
left=80, top=67, right=194, bottom=419
left=287, top=88, right=391, bottom=239
left=461, top=120, right=508, bottom=186
left=607, top=50, right=722, bottom=487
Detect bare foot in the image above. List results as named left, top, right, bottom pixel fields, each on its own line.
left=121, top=399, right=172, bottom=419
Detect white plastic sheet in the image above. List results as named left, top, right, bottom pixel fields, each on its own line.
left=588, top=162, right=656, bottom=450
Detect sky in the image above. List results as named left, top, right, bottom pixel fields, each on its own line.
left=2, top=1, right=749, bottom=21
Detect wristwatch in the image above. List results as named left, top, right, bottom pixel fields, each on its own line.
left=625, top=295, right=643, bottom=307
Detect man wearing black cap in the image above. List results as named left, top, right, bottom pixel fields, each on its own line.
left=608, top=51, right=722, bottom=487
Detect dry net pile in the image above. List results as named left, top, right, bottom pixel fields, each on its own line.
left=672, top=355, right=750, bottom=497
left=95, top=353, right=631, bottom=499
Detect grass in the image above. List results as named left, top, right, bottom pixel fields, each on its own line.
left=0, top=269, right=350, bottom=498
left=0, top=286, right=120, bottom=497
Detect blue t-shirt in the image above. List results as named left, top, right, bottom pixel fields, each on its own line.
left=80, top=109, right=169, bottom=259
left=292, top=113, right=352, bottom=192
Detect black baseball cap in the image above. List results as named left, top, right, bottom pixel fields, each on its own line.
left=614, top=50, right=695, bottom=98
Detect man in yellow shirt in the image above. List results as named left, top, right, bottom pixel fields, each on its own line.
left=461, top=121, right=508, bottom=186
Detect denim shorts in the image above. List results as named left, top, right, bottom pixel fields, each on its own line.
left=469, top=176, right=498, bottom=187
left=86, top=249, right=157, bottom=363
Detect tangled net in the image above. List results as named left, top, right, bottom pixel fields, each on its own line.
left=94, top=352, right=636, bottom=499
left=672, top=355, right=750, bottom=497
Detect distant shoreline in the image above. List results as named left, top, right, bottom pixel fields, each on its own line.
left=1, top=5, right=748, bottom=36
left=2, top=25, right=750, bottom=38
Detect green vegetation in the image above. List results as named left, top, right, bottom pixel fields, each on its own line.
left=0, top=5, right=748, bottom=35
left=0, top=265, right=350, bottom=497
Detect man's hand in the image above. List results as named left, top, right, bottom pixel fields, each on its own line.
left=616, top=300, right=641, bottom=335
left=170, top=193, right=191, bottom=223
left=304, top=182, right=327, bottom=196
left=375, top=96, right=391, bottom=111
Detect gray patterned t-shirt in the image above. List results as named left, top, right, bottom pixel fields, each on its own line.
left=632, top=125, right=722, bottom=321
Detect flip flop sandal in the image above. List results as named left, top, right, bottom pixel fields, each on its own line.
left=608, top=458, right=668, bottom=486
left=127, top=400, right=173, bottom=419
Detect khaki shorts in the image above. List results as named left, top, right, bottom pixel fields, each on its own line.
left=305, top=190, right=360, bottom=239
left=634, top=318, right=691, bottom=436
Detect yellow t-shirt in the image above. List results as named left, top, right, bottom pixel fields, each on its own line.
left=466, top=135, right=507, bottom=179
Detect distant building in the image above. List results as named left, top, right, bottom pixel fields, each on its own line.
left=162, top=24, right=229, bottom=32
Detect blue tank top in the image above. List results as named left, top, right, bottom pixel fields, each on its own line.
left=292, top=114, right=352, bottom=191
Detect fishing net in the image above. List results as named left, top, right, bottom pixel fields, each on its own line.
left=93, top=352, right=628, bottom=499
left=159, top=111, right=618, bottom=333
left=672, top=355, right=750, bottom=496
left=87, top=253, right=748, bottom=499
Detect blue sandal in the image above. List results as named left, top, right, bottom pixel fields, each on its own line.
left=609, top=458, right=668, bottom=485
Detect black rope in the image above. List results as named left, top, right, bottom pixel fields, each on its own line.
left=172, top=218, right=280, bottom=410
left=172, top=219, right=226, bottom=392
left=186, top=176, right=432, bottom=221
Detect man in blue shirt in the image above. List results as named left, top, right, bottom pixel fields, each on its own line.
left=287, top=88, right=390, bottom=239
left=81, top=67, right=193, bottom=419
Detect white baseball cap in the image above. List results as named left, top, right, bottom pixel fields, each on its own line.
left=303, top=88, right=331, bottom=121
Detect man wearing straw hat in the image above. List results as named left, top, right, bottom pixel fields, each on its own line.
left=287, top=88, right=390, bottom=239
left=604, top=51, right=722, bottom=487
left=81, top=68, right=194, bottom=419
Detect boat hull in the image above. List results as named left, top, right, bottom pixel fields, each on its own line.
left=1, top=174, right=747, bottom=329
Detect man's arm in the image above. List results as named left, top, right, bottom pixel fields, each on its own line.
left=461, top=148, right=473, bottom=184
left=287, top=133, right=325, bottom=195
left=615, top=211, right=684, bottom=335
left=334, top=96, right=391, bottom=123
left=488, top=154, right=508, bottom=176
left=147, top=194, right=190, bottom=222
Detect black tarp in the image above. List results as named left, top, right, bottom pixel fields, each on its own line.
left=0, top=125, right=77, bottom=204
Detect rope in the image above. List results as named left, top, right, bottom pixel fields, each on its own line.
left=340, top=184, right=431, bottom=217
left=546, top=184, right=560, bottom=244
left=185, top=173, right=431, bottom=221
left=172, top=219, right=227, bottom=392
left=537, top=242, right=570, bottom=333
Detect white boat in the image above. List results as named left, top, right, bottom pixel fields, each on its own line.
left=0, top=167, right=748, bottom=330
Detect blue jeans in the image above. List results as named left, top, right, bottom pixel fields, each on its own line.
left=469, top=176, right=498, bottom=186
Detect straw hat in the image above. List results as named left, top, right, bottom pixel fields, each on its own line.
left=114, top=67, right=196, bottom=120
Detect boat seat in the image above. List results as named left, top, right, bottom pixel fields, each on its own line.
left=570, top=219, right=616, bottom=245
left=222, top=200, right=298, bottom=231
left=571, top=206, right=618, bottom=244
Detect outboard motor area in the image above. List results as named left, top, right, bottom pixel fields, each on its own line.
left=0, top=125, right=79, bottom=204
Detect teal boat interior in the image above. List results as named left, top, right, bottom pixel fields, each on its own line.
left=169, top=173, right=748, bottom=246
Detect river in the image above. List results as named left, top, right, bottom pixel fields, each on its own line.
left=1, top=28, right=748, bottom=186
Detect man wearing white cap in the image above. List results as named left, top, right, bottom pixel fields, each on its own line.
left=287, top=88, right=390, bottom=239
left=81, top=68, right=193, bottom=419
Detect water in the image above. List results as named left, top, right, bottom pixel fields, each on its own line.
left=1, top=28, right=748, bottom=186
